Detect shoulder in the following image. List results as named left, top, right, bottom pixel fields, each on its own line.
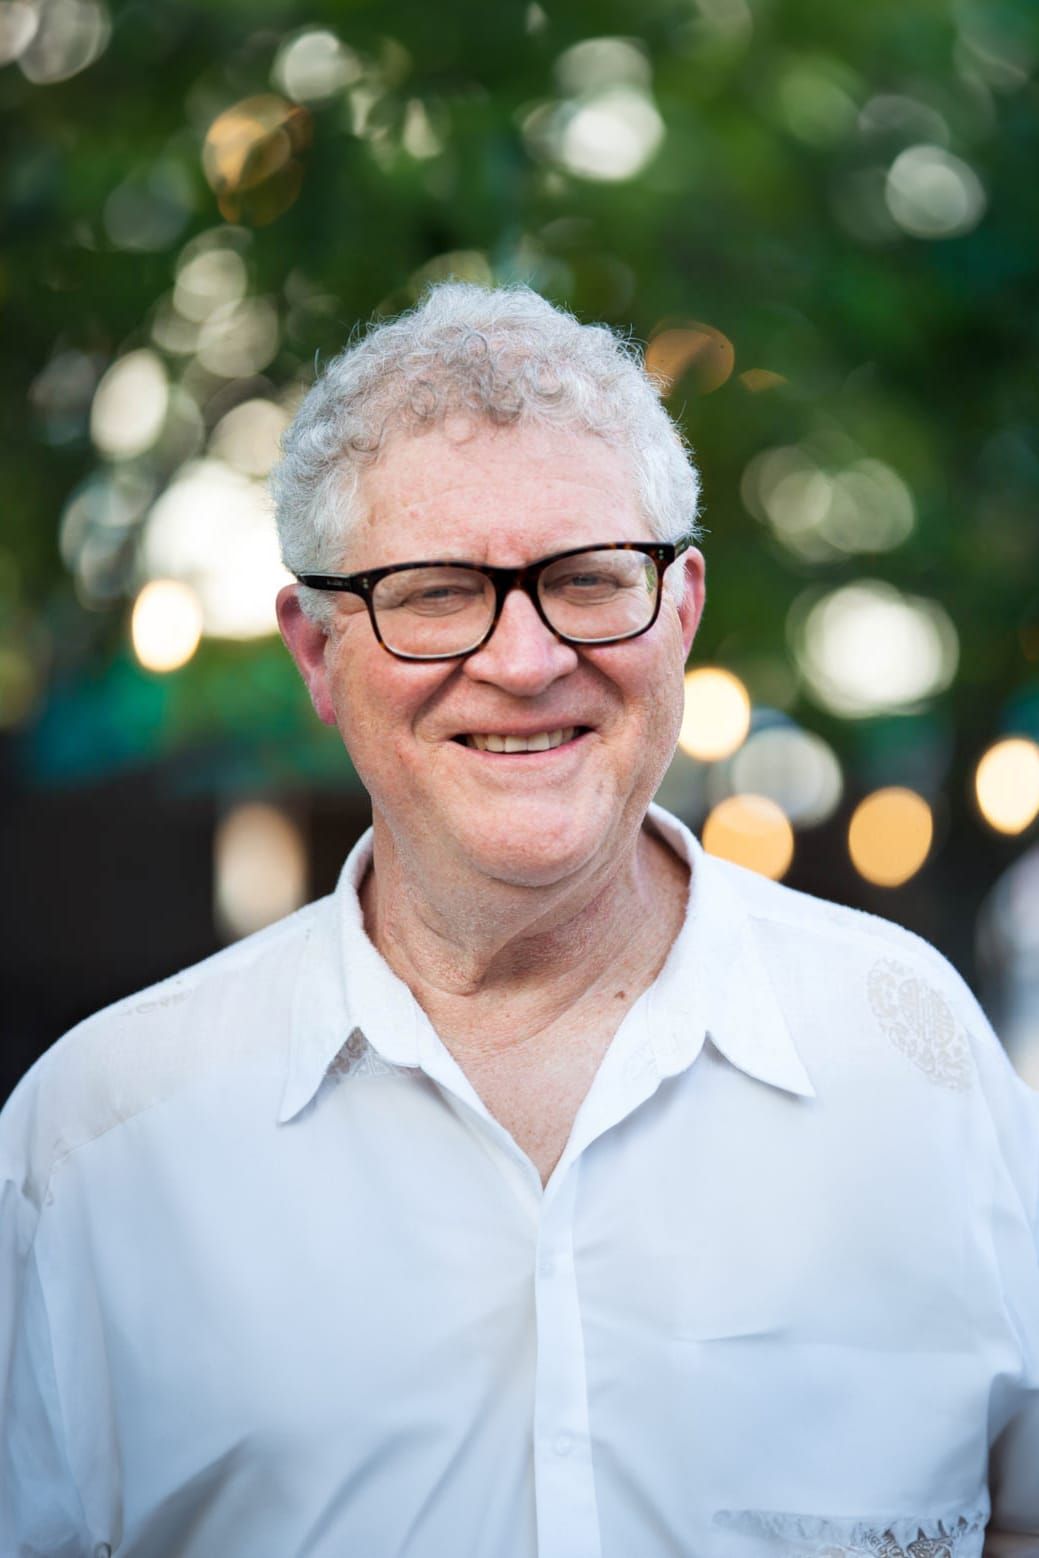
left=0, top=896, right=330, bottom=1209
left=717, top=853, right=979, bottom=1009
left=717, top=857, right=1039, bottom=1194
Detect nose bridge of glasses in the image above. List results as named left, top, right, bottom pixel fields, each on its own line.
left=487, top=559, right=546, bottom=611
left=457, top=564, right=560, bottom=660
left=490, top=563, right=558, bottom=634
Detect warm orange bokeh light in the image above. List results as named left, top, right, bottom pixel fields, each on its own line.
left=848, top=787, right=933, bottom=887
left=645, top=323, right=735, bottom=396
left=702, top=794, right=794, bottom=881
left=738, top=368, right=788, bottom=393
left=202, top=95, right=311, bottom=224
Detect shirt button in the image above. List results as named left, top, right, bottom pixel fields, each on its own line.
left=539, top=1256, right=556, bottom=1279
left=553, top=1432, right=573, bottom=1457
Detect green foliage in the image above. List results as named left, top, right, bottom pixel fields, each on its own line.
left=2, top=0, right=1037, bottom=874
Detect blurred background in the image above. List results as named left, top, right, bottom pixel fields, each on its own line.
left=2, top=0, right=1038, bottom=1102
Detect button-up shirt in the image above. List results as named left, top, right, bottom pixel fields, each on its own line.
left=3, top=806, right=1038, bottom=1557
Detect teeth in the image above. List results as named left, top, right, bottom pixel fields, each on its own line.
left=467, top=727, right=576, bottom=753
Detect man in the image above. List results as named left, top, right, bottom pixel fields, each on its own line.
left=2, top=283, right=1037, bottom=1557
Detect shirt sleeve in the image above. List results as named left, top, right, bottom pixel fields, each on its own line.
left=1, top=1078, right=88, bottom=1557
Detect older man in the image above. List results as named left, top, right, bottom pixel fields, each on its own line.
left=2, top=285, right=1038, bottom=1557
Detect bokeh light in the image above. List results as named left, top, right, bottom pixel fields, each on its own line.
left=684, top=0, right=754, bottom=52
left=860, top=93, right=950, bottom=145
left=272, top=28, right=361, bottom=104
left=60, top=468, right=153, bottom=598
left=131, top=579, right=204, bottom=673
left=0, top=2, right=38, bottom=65
left=955, top=0, right=1035, bottom=91
left=554, top=36, right=651, bottom=94
left=646, top=324, right=735, bottom=396
left=522, top=43, right=664, bottom=184
left=140, top=459, right=291, bottom=638
left=209, top=398, right=290, bottom=478
left=678, top=667, right=752, bottom=761
left=792, top=582, right=958, bottom=717
left=557, top=88, right=664, bottom=181
left=977, top=845, right=1039, bottom=1088
left=103, top=161, right=194, bottom=252
left=202, top=94, right=312, bottom=225
left=885, top=144, right=986, bottom=239
left=742, top=445, right=915, bottom=560
left=738, top=369, right=788, bottom=393
left=773, top=58, right=859, bottom=146
left=196, top=296, right=280, bottom=378
left=17, top=0, right=109, bottom=84
left=90, top=350, right=169, bottom=459
left=30, top=348, right=100, bottom=444
left=702, top=794, right=794, bottom=880
left=401, top=98, right=443, bottom=160
left=975, top=738, right=1039, bottom=835
left=174, top=243, right=248, bottom=323
left=848, top=787, right=934, bottom=886
left=214, top=802, right=307, bottom=941
left=729, top=724, right=843, bottom=826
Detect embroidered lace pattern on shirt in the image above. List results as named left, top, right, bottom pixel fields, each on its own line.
left=132, top=978, right=190, bottom=1015
left=867, top=958, right=973, bottom=1091
left=328, top=1027, right=398, bottom=1081
left=713, top=1508, right=987, bottom=1557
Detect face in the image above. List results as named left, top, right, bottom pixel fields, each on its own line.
left=278, top=421, right=705, bottom=893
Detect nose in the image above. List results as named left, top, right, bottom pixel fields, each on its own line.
left=461, top=586, right=579, bottom=695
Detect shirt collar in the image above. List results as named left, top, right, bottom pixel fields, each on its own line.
left=644, top=805, right=815, bottom=1099
left=279, top=828, right=422, bottom=1123
left=279, top=805, right=816, bottom=1123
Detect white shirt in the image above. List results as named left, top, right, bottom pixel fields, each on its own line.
left=3, top=806, right=1038, bottom=1558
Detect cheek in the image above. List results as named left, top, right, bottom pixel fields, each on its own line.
left=592, top=642, right=684, bottom=737
left=328, top=653, right=450, bottom=763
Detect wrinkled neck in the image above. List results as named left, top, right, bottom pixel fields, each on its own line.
left=360, top=818, right=689, bottom=1055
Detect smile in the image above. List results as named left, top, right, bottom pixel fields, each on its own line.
left=461, top=727, right=580, bottom=753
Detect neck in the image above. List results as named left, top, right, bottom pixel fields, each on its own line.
left=360, top=815, right=689, bottom=1060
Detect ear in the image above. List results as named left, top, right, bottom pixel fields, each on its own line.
left=276, top=585, right=338, bottom=726
left=676, top=547, right=706, bottom=659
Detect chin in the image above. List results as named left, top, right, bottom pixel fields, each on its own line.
left=455, top=812, right=607, bottom=891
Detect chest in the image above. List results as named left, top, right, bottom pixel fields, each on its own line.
left=43, top=1064, right=1006, bottom=1556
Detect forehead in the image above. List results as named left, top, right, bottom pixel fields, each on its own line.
left=347, top=420, right=645, bottom=567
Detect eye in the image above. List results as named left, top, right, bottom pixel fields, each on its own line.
left=402, top=583, right=482, bottom=613
left=544, top=564, right=632, bottom=599
left=375, top=568, right=488, bottom=615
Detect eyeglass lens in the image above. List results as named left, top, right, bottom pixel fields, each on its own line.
left=370, top=548, right=660, bottom=658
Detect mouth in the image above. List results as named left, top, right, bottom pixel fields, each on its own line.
left=454, top=726, right=588, bottom=754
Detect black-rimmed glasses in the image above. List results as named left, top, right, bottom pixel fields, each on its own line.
left=296, top=540, right=689, bottom=662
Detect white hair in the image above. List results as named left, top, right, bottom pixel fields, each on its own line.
left=270, top=282, right=701, bottom=625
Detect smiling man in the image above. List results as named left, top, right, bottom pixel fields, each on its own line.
left=3, top=285, right=1039, bottom=1557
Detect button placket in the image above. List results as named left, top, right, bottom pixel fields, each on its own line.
left=532, top=1165, right=602, bottom=1558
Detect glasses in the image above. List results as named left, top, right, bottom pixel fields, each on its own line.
left=296, top=540, right=689, bottom=662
